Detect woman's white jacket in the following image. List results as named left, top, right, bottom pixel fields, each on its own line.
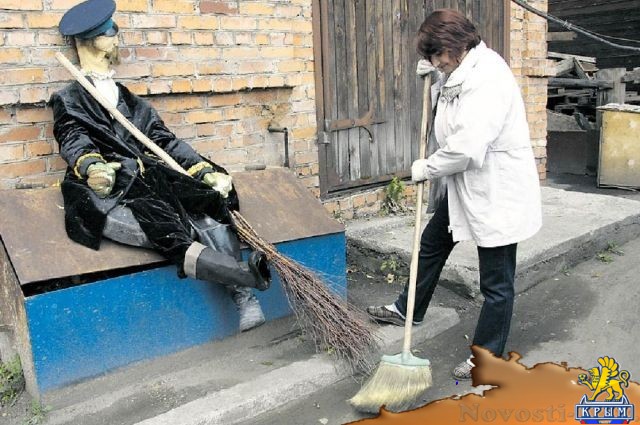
left=424, top=41, right=542, bottom=247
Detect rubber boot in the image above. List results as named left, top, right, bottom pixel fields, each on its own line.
left=227, top=286, right=266, bottom=332
left=184, top=242, right=271, bottom=291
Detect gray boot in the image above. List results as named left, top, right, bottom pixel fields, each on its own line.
left=183, top=242, right=271, bottom=291
left=228, top=286, right=266, bottom=332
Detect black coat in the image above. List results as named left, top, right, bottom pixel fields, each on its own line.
left=50, top=81, right=238, bottom=250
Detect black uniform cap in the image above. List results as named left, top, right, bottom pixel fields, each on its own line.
left=59, top=0, right=118, bottom=39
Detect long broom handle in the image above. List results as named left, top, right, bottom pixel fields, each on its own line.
left=55, top=52, right=190, bottom=177
left=402, top=75, right=432, bottom=355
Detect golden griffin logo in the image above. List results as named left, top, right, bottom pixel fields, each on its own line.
left=578, top=356, right=630, bottom=402
left=575, top=356, right=634, bottom=424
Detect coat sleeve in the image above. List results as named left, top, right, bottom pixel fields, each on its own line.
left=425, top=72, right=511, bottom=178
left=51, top=92, right=105, bottom=177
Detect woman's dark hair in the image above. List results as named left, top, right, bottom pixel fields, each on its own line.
left=416, top=9, right=481, bottom=62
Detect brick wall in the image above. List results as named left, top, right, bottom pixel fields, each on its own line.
left=0, top=0, right=549, bottom=217
left=0, top=0, right=318, bottom=190
left=510, top=0, right=551, bottom=180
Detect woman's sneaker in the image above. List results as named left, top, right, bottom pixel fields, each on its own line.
left=366, top=305, right=423, bottom=326
left=452, top=358, right=474, bottom=380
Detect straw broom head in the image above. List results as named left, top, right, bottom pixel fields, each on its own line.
left=348, top=352, right=432, bottom=413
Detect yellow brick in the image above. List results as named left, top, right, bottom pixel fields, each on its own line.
left=148, top=80, right=171, bottom=94
left=125, top=82, right=148, bottom=95
left=152, top=62, right=195, bottom=77
left=220, top=16, right=255, bottom=30
left=0, top=68, right=46, bottom=85
left=277, top=60, right=305, bottom=73
left=258, top=19, right=292, bottom=31
left=26, top=12, right=63, bottom=28
left=147, top=31, right=168, bottom=44
left=117, top=0, right=148, bottom=12
left=230, top=78, right=249, bottom=91
left=186, top=110, right=224, bottom=124
left=208, top=93, right=240, bottom=107
left=171, top=79, right=192, bottom=93
left=198, top=62, right=227, bottom=75
left=221, top=47, right=260, bottom=59
left=0, top=48, right=25, bottom=64
left=0, top=14, right=24, bottom=29
left=153, top=0, right=195, bottom=13
left=132, top=15, right=176, bottom=28
left=194, top=32, right=215, bottom=45
left=178, top=16, right=219, bottom=30
left=259, top=46, right=294, bottom=58
left=50, top=0, right=85, bottom=10
left=255, top=33, right=270, bottom=45
left=291, top=126, right=316, bottom=139
left=213, top=77, right=234, bottom=91
left=192, top=79, right=212, bottom=92
left=1, top=0, right=42, bottom=10
left=239, top=2, right=275, bottom=15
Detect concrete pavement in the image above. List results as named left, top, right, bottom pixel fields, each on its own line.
left=36, top=184, right=640, bottom=425
left=348, top=186, right=640, bottom=298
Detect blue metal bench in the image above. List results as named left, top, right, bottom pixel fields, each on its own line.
left=0, top=168, right=345, bottom=396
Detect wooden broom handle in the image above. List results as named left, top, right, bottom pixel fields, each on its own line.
left=55, top=52, right=190, bottom=176
left=403, top=74, right=432, bottom=355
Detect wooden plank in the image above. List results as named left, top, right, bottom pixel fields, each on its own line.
left=548, top=78, right=614, bottom=89
left=548, top=51, right=597, bottom=64
left=553, top=58, right=574, bottom=77
left=371, top=0, right=383, bottom=178
left=334, top=0, right=349, bottom=184
left=311, top=0, right=329, bottom=195
left=624, top=68, right=640, bottom=83
left=573, top=57, right=591, bottom=80
left=392, top=0, right=404, bottom=174
left=358, top=0, right=372, bottom=179
left=345, top=0, right=360, bottom=181
left=401, top=0, right=412, bottom=172
left=547, top=31, right=577, bottom=41
left=320, top=0, right=340, bottom=189
left=382, top=0, right=395, bottom=176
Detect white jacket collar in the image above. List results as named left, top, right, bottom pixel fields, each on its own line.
left=443, top=40, right=486, bottom=88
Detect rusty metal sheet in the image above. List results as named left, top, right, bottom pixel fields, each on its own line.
left=0, top=168, right=343, bottom=285
left=0, top=188, right=165, bottom=285
left=598, top=105, right=640, bottom=189
left=232, top=168, right=344, bottom=244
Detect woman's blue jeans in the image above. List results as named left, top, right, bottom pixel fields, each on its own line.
left=394, top=197, right=517, bottom=357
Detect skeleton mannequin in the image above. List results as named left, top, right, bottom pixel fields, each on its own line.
left=52, top=0, right=269, bottom=332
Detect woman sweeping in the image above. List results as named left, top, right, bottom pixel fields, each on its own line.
left=367, top=9, right=542, bottom=380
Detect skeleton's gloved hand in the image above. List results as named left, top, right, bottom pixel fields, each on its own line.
left=203, top=172, right=233, bottom=198
left=86, top=162, right=121, bottom=198
left=411, top=159, right=430, bottom=183
left=416, top=59, right=437, bottom=78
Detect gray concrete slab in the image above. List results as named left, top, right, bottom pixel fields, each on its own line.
left=347, top=186, right=640, bottom=298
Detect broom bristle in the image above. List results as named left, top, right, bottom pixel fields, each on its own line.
left=231, top=211, right=379, bottom=372
left=348, top=358, right=433, bottom=413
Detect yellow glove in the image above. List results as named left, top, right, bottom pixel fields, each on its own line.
left=86, top=162, right=121, bottom=198
left=202, top=172, right=232, bottom=198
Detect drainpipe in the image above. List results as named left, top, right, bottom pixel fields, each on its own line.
left=267, top=126, right=289, bottom=168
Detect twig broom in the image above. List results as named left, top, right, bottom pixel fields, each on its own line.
left=55, top=52, right=379, bottom=373
left=348, top=76, right=434, bottom=413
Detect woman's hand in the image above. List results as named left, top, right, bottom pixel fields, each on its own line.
left=416, top=59, right=437, bottom=78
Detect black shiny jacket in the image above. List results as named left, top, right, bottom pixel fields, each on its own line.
left=49, top=81, right=238, bottom=250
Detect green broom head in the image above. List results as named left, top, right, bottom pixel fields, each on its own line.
left=348, top=352, right=432, bottom=414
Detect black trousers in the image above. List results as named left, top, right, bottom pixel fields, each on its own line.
left=122, top=165, right=231, bottom=270
left=394, top=197, right=517, bottom=357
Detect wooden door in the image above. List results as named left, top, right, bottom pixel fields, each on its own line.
left=313, top=0, right=510, bottom=196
